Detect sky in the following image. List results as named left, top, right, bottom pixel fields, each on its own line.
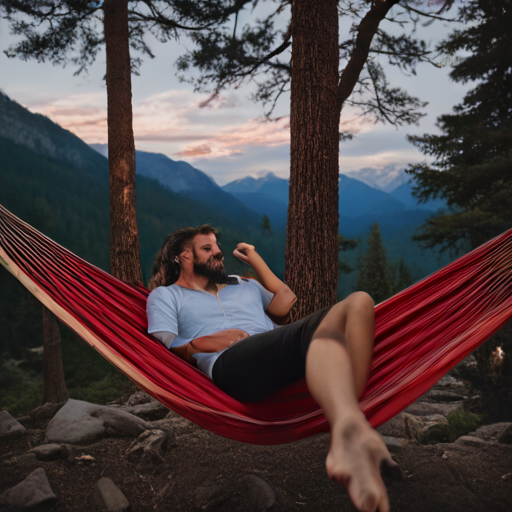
left=0, top=2, right=469, bottom=187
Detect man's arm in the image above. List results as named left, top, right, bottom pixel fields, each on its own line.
left=233, top=243, right=297, bottom=324
left=152, top=329, right=249, bottom=366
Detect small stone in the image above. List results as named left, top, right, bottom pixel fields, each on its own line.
left=0, top=411, right=27, bottom=438
left=30, top=443, right=70, bottom=461
left=194, top=482, right=231, bottom=511
left=0, top=468, right=57, bottom=509
left=94, top=477, right=130, bottom=511
left=501, top=473, right=512, bottom=481
left=239, top=474, right=276, bottom=511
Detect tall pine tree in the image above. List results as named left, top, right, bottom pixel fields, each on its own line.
left=407, top=0, right=512, bottom=252
left=357, top=223, right=391, bottom=304
left=177, top=0, right=455, bottom=318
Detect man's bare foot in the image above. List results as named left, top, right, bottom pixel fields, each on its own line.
left=326, top=414, right=396, bottom=512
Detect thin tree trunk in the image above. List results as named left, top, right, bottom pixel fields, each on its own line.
left=42, top=306, right=68, bottom=404
left=103, top=0, right=143, bottom=284
left=286, top=0, right=340, bottom=320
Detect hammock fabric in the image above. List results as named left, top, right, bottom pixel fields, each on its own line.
left=1, top=203, right=511, bottom=445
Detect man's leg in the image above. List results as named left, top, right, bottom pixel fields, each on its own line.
left=306, top=291, right=394, bottom=512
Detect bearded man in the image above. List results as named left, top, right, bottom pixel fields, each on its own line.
left=146, top=224, right=397, bottom=512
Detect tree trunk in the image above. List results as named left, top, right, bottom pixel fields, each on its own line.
left=286, top=0, right=340, bottom=320
left=103, top=0, right=143, bottom=284
left=42, top=306, right=68, bottom=404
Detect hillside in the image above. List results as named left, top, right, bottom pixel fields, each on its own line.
left=0, top=93, right=281, bottom=414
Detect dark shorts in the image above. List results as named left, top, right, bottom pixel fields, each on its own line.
left=211, top=307, right=332, bottom=402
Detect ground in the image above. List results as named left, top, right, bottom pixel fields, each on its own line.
left=1, top=410, right=511, bottom=512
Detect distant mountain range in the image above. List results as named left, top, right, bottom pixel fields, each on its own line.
left=91, top=142, right=445, bottom=233
left=0, top=90, right=453, bottom=295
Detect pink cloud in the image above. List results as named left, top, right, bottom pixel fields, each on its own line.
left=174, top=144, right=212, bottom=157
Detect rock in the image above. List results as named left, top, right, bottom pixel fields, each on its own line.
left=126, top=429, right=172, bottom=464
left=239, top=474, right=276, bottom=511
left=148, top=420, right=176, bottom=446
left=381, top=436, right=408, bottom=454
left=0, top=411, right=27, bottom=438
left=194, top=482, right=231, bottom=511
left=28, top=401, right=66, bottom=423
left=403, top=413, right=448, bottom=441
left=436, top=375, right=466, bottom=390
left=404, top=402, right=460, bottom=417
left=454, top=436, right=488, bottom=447
left=94, top=477, right=130, bottom=511
left=46, top=399, right=149, bottom=445
left=122, top=401, right=168, bottom=421
left=498, top=424, right=512, bottom=444
left=0, top=468, right=57, bottom=510
left=423, top=390, right=466, bottom=402
left=124, top=390, right=153, bottom=407
left=16, top=415, right=35, bottom=429
left=468, top=422, right=512, bottom=442
left=30, top=443, right=70, bottom=461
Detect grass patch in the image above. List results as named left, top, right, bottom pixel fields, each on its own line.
left=68, top=369, right=137, bottom=406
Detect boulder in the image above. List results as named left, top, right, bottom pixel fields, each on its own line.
left=30, top=443, right=70, bottom=461
left=467, top=422, right=512, bottom=443
left=126, top=429, right=173, bottom=464
left=239, top=474, right=276, bottom=511
left=0, top=468, right=57, bottom=510
left=93, top=477, right=130, bottom=511
left=46, top=399, right=149, bottom=445
left=0, top=411, right=27, bottom=438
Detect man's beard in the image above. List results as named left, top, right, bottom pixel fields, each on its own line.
left=193, top=254, right=228, bottom=284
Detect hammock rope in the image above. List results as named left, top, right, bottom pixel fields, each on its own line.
left=1, top=203, right=511, bottom=445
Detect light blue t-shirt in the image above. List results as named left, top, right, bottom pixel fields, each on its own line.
left=146, top=279, right=276, bottom=378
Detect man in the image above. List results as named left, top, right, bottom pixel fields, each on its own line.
left=147, top=225, right=397, bottom=512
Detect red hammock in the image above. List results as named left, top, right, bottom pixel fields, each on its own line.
left=1, top=204, right=511, bottom=445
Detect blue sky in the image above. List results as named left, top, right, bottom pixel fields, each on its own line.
left=0, top=3, right=469, bottom=187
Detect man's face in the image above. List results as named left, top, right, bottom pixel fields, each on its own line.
left=190, top=233, right=228, bottom=284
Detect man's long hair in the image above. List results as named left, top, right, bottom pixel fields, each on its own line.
left=148, top=225, right=219, bottom=290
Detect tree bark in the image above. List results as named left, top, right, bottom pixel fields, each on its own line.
left=286, top=0, right=340, bottom=320
left=42, top=306, right=68, bottom=404
left=103, top=0, right=143, bottom=284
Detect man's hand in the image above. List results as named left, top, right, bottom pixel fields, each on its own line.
left=233, top=243, right=256, bottom=264
left=189, top=329, right=250, bottom=354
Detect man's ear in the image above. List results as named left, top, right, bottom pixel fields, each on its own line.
left=181, top=249, right=192, bottom=262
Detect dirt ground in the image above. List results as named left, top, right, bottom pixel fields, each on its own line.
left=1, top=410, right=511, bottom=512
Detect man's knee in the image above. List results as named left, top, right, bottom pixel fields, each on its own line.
left=344, top=291, right=375, bottom=314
